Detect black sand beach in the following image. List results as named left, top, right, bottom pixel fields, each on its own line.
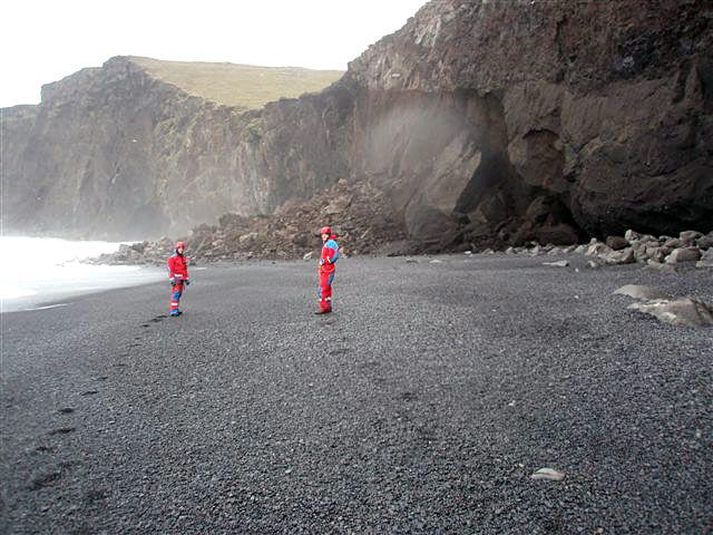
left=2, top=255, right=711, bottom=533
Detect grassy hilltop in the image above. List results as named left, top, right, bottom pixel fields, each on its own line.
left=130, top=56, right=343, bottom=110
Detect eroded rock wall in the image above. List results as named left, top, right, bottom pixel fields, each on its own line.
left=345, top=0, right=713, bottom=245
left=2, top=0, right=711, bottom=244
left=1, top=58, right=354, bottom=239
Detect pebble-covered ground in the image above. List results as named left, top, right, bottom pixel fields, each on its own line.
left=2, top=255, right=711, bottom=534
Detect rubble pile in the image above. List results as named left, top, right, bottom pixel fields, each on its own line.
left=477, top=229, right=713, bottom=272
left=577, top=230, right=713, bottom=270
left=90, top=180, right=408, bottom=265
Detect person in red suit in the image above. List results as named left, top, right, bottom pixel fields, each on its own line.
left=167, top=241, right=190, bottom=316
left=315, top=226, right=340, bottom=315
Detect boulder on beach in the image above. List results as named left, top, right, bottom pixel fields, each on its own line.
left=614, top=285, right=672, bottom=301
left=606, top=236, right=629, bottom=251
left=628, top=298, right=713, bottom=328
left=665, top=247, right=702, bottom=264
left=696, top=248, right=713, bottom=269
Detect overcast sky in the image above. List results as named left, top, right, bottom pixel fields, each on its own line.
left=0, top=0, right=427, bottom=108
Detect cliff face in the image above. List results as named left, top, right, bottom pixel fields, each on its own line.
left=1, top=58, right=352, bottom=239
left=2, top=0, right=712, bottom=243
left=345, top=0, right=713, bottom=245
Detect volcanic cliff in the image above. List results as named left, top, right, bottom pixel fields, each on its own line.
left=2, top=0, right=712, bottom=245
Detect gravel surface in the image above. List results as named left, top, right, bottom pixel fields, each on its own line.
left=2, top=255, right=711, bottom=534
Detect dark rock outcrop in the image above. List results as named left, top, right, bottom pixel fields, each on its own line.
left=1, top=58, right=353, bottom=239
left=345, top=0, right=713, bottom=244
left=2, top=0, right=712, bottom=244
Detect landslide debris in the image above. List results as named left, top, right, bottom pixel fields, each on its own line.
left=91, top=180, right=408, bottom=265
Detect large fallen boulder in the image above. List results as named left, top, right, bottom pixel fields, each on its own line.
left=665, top=247, right=702, bottom=264
left=606, top=236, right=629, bottom=251
left=628, top=298, right=713, bottom=328
left=614, top=285, right=672, bottom=301
left=696, top=248, right=713, bottom=268
left=616, top=284, right=713, bottom=327
left=602, top=247, right=636, bottom=265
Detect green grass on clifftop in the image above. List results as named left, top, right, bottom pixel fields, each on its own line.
left=130, top=57, right=343, bottom=109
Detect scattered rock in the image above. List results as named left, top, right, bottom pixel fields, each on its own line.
left=628, top=298, right=713, bottom=327
left=663, top=238, right=683, bottom=249
left=602, top=247, right=635, bottom=265
left=531, top=468, right=565, bottom=481
left=696, top=234, right=713, bottom=250
left=568, top=230, right=713, bottom=266
left=585, top=241, right=613, bottom=257
left=645, top=246, right=668, bottom=263
left=237, top=233, right=256, bottom=246
left=614, top=285, right=672, bottom=301
left=632, top=242, right=650, bottom=262
left=638, top=234, right=659, bottom=245
left=91, top=221, right=712, bottom=269
left=697, top=248, right=713, bottom=268
left=665, top=247, right=702, bottom=264
left=606, top=235, right=629, bottom=250
left=624, top=229, right=640, bottom=242
left=679, top=230, right=703, bottom=244
left=543, top=260, right=569, bottom=267
left=324, top=195, right=352, bottom=215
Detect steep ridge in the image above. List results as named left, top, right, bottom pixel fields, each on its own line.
left=2, top=0, right=712, bottom=244
left=1, top=57, right=350, bottom=239
left=344, top=0, right=713, bottom=246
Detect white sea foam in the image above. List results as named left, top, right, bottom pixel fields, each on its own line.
left=0, top=236, right=165, bottom=312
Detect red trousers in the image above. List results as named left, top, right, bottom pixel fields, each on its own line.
left=318, top=272, right=335, bottom=312
left=170, top=281, right=184, bottom=312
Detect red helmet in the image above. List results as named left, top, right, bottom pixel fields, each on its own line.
left=319, top=226, right=332, bottom=236
left=175, top=241, right=186, bottom=250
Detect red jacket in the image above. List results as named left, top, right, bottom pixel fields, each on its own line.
left=168, top=253, right=189, bottom=281
left=319, top=237, right=340, bottom=274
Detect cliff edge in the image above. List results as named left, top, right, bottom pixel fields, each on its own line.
left=2, top=0, right=711, bottom=243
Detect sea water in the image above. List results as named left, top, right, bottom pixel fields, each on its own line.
left=0, top=236, right=165, bottom=313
